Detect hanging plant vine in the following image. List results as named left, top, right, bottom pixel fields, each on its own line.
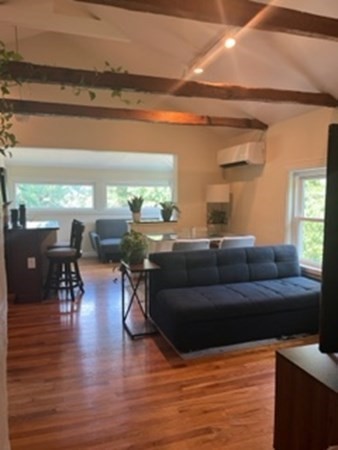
left=59, top=61, right=134, bottom=105
left=0, top=41, right=22, bottom=157
left=0, top=40, right=140, bottom=157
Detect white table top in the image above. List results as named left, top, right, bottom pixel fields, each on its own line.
left=146, top=232, right=239, bottom=242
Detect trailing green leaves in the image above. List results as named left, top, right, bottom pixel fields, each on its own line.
left=0, top=41, right=22, bottom=156
left=0, top=41, right=140, bottom=157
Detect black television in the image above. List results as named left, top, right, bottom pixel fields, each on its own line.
left=319, top=123, right=338, bottom=353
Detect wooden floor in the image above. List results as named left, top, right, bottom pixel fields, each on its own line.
left=7, top=259, right=317, bottom=450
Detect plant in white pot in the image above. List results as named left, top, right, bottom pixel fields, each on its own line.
left=119, top=230, right=148, bottom=265
left=159, top=201, right=180, bottom=222
left=127, top=195, right=144, bottom=222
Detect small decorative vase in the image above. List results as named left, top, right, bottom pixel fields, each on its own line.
left=19, top=203, right=26, bottom=227
left=132, top=212, right=141, bottom=223
left=2, top=203, right=10, bottom=229
left=10, top=208, right=20, bottom=228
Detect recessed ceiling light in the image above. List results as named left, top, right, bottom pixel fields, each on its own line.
left=224, top=37, right=236, bottom=49
left=193, top=67, right=204, bottom=75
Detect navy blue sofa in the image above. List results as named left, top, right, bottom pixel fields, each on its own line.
left=149, top=245, right=320, bottom=352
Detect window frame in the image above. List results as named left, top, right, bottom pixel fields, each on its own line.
left=289, top=167, right=326, bottom=270
left=9, top=151, right=177, bottom=217
left=105, top=182, right=175, bottom=220
left=13, top=180, right=95, bottom=211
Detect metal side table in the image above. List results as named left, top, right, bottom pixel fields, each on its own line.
left=120, top=259, right=160, bottom=339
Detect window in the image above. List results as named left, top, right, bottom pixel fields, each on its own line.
left=289, top=168, right=326, bottom=268
left=8, top=148, right=177, bottom=217
left=106, top=185, right=172, bottom=208
left=15, top=183, right=94, bottom=209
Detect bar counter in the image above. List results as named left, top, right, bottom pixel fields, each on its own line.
left=5, top=220, right=59, bottom=302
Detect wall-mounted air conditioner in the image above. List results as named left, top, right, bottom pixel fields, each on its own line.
left=217, top=142, right=265, bottom=168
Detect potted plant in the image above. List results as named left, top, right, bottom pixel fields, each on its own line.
left=159, top=201, right=180, bottom=222
left=207, top=208, right=228, bottom=236
left=127, top=195, right=144, bottom=222
left=208, top=209, right=227, bottom=225
left=119, top=230, right=148, bottom=265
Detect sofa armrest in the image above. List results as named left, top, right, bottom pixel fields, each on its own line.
left=89, top=231, right=100, bottom=251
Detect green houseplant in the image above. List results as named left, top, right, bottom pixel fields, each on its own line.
left=127, top=195, right=144, bottom=222
left=159, top=201, right=180, bottom=222
left=207, top=208, right=228, bottom=236
left=0, top=41, right=22, bottom=157
left=207, top=209, right=227, bottom=225
left=119, top=230, right=148, bottom=265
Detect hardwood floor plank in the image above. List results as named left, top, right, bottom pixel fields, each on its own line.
left=7, top=258, right=317, bottom=449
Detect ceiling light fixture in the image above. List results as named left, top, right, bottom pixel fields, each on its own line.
left=184, top=27, right=239, bottom=79
left=224, top=37, right=236, bottom=49
left=193, top=67, right=204, bottom=75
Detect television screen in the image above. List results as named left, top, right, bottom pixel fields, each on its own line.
left=319, top=123, right=338, bottom=353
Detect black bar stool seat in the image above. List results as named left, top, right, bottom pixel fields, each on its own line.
left=44, top=220, right=85, bottom=301
left=47, top=218, right=78, bottom=249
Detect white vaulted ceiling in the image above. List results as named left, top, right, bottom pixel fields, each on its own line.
left=0, top=0, right=338, bottom=142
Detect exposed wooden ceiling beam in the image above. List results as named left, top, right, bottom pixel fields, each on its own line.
left=75, top=0, right=338, bottom=42
left=5, top=62, right=337, bottom=107
left=5, top=99, right=268, bottom=129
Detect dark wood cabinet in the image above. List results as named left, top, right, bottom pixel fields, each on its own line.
left=274, top=344, right=338, bottom=450
left=5, top=221, right=59, bottom=302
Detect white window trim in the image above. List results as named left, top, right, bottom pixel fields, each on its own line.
left=288, top=167, right=325, bottom=272
left=14, top=181, right=95, bottom=210
left=7, top=151, right=177, bottom=217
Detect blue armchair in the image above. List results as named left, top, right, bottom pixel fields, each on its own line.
left=89, top=219, right=128, bottom=262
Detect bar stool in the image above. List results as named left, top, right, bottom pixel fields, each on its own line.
left=48, top=218, right=78, bottom=249
left=44, top=220, right=85, bottom=301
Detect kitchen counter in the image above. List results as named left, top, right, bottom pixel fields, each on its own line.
left=5, top=220, right=59, bottom=302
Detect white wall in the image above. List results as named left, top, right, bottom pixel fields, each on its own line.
left=7, top=116, right=228, bottom=254
left=225, top=107, right=337, bottom=244
left=7, top=107, right=338, bottom=253
left=6, top=162, right=172, bottom=255
left=6, top=28, right=338, bottom=250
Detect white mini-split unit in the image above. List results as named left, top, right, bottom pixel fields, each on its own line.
left=217, top=141, right=265, bottom=168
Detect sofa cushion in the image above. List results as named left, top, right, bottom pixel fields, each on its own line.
left=100, top=237, right=122, bottom=249
left=150, top=250, right=220, bottom=289
left=152, top=276, right=320, bottom=324
left=149, top=245, right=301, bottom=297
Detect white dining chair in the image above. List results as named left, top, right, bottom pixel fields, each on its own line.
left=219, top=235, right=256, bottom=249
left=172, top=239, right=210, bottom=251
